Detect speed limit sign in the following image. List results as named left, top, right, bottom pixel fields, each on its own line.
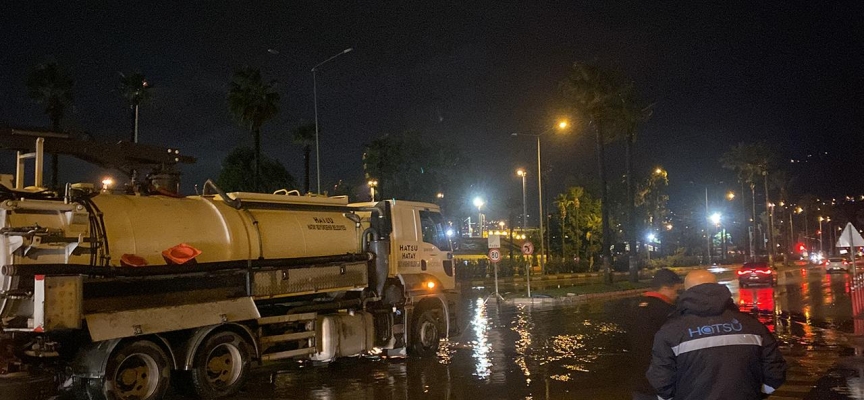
left=521, top=241, right=534, bottom=255
left=488, top=248, right=502, bottom=263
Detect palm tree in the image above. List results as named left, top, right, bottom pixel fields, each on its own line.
left=26, top=62, right=73, bottom=189
left=292, top=122, right=316, bottom=194
left=562, top=62, right=630, bottom=283
left=119, top=72, right=151, bottom=143
left=555, top=193, right=574, bottom=261
left=721, top=142, right=773, bottom=261
left=227, top=67, right=280, bottom=192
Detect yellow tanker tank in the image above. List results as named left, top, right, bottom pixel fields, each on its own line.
left=89, top=192, right=362, bottom=267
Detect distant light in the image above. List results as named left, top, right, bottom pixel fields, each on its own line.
left=709, top=212, right=721, bottom=225
left=654, top=167, right=663, bottom=175
left=473, top=197, right=485, bottom=208
left=436, top=192, right=444, bottom=199
left=647, top=233, right=656, bottom=242
left=101, top=177, right=114, bottom=191
left=516, top=168, right=526, bottom=177
left=558, top=120, right=569, bottom=129
left=665, top=224, right=673, bottom=231
left=726, top=191, right=735, bottom=201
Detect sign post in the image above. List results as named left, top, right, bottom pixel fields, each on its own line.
left=486, top=248, right=504, bottom=303
left=522, top=241, right=534, bottom=298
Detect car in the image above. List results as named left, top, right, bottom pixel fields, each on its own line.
left=737, top=262, right=776, bottom=288
left=824, top=257, right=850, bottom=273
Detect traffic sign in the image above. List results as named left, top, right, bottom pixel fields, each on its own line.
left=521, top=241, right=534, bottom=255
left=487, top=234, right=501, bottom=249
left=488, top=248, right=501, bottom=263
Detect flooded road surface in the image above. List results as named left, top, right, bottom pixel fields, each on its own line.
left=204, top=265, right=859, bottom=400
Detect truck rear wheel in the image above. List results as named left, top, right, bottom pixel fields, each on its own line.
left=410, top=307, right=443, bottom=356
left=190, top=330, right=251, bottom=398
left=85, top=340, right=171, bottom=400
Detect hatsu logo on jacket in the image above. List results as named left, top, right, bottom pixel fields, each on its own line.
left=687, top=319, right=743, bottom=338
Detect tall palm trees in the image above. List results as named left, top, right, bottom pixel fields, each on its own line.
left=292, top=122, right=316, bottom=194
left=563, top=62, right=644, bottom=282
left=721, top=142, right=774, bottom=261
left=26, top=62, right=74, bottom=189
left=227, top=67, right=280, bottom=192
left=119, top=72, right=151, bottom=143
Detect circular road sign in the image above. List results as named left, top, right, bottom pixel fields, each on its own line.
left=488, top=248, right=502, bottom=263
left=521, top=241, right=534, bottom=255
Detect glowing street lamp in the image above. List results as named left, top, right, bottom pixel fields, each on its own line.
left=516, top=168, right=527, bottom=228
left=510, top=119, right=570, bottom=273
left=473, top=197, right=486, bottom=237
left=709, top=212, right=722, bottom=226
left=726, top=191, right=735, bottom=201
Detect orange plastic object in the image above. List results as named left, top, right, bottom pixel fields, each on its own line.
left=162, top=243, right=202, bottom=265
left=120, top=254, right=148, bottom=267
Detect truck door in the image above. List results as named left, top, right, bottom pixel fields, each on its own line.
left=416, top=209, right=454, bottom=288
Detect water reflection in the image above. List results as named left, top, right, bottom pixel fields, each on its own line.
left=471, top=298, right=492, bottom=379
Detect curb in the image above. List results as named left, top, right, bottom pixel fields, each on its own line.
left=467, top=266, right=708, bottom=287
left=505, top=287, right=649, bottom=305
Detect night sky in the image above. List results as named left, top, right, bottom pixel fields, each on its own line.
left=1, top=1, right=862, bottom=219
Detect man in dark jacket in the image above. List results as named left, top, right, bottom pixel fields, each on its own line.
left=625, top=268, right=683, bottom=400
left=647, top=270, right=786, bottom=400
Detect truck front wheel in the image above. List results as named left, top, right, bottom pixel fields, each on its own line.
left=410, top=307, right=443, bottom=356
left=190, top=330, right=251, bottom=398
left=83, top=340, right=171, bottom=400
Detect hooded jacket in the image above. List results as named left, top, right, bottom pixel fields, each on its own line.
left=646, top=283, right=786, bottom=400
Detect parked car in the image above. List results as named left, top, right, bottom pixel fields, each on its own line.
left=737, top=262, right=776, bottom=288
left=824, top=257, right=850, bottom=273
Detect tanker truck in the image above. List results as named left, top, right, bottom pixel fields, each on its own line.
left=0, top=129, right=459, bottom=400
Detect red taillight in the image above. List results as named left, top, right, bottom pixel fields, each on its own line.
left=825, top=261, right=830, bottom=266
left=755, top=269, right=772, bottom=275
left=737, top=270, right=748, bottom=275
left=844, top=260, right=849, bottom=265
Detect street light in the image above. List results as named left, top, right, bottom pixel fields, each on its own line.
left=516, top=168, right=527, bottom=229
left=473, top=197, right=485, bottom=237
left=709, top=212, right=722, bottom=263
left=510, top=119, right=570, bottom=273
left=726, top=191, right=735, bottom=201
left=818, top=216, right=825, bottom=255
left=312, top=47, right=353, bottom=194
left=368, top=179, right=378, bottom=201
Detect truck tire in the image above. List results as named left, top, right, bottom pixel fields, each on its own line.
left=190, top=330, right=251, bottom=398
left=85, top=340, right=171, bottom=400
left=410, top=307, right=443, bottom=357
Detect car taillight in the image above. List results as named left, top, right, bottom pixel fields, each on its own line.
left=755, top=269, right=772, bottom=275
left=844, top=260, right=849, bottom=265
left=737, top=270, right=748, bottom=275
left=825, top=261, right=830, bottom=266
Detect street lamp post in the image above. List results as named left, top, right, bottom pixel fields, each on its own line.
left=818, top=216, right=825, bottom=255
left=511, top=120, right=568, bottom=274
left=709, top=212, right=722, bottom=264
left=312, top=48, right=353, bottom=194
left=516, top=169, right=527, bottom=229
left=473, top=197, right=485, bottom=238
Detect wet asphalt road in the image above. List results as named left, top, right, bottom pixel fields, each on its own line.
left=195, top=264, right=861, bottom=400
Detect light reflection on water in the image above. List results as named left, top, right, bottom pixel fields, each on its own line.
left=470, top=298, right=492, bottom=379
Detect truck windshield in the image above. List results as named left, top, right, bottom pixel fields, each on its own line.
left=419, top=210, right=452, bottom=251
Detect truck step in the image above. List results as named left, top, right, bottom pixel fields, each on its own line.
left=257, top=312, right=316, bottom=325
left=260, top=347, right=316, bottom=362
left=259, top=331, right=315, bottom=345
